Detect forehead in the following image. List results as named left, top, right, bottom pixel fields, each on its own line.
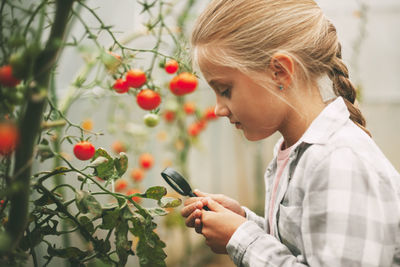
left=195, top=46, right=235, bottom=79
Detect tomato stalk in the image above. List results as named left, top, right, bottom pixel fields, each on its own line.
left=6, top=0, right=75, bottom=251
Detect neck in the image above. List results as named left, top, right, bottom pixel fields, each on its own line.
left=280, top=85, right=326, bottom=147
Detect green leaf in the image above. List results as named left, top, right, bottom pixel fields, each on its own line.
left=47, top=246, right=90, bottom=259
left=142, top=186, right=167, bottom=201
left=136, top=230, right=166, bottom=267
left=75, top=190, right=102, bottom=218
left=114, top=152, right=128, bottom=177
left=129, top=211, right=167, bottom=267
left=100, top=209, right=120, bottom=230
left=90, top=156, right=109, bottom=167
left=115, top=219, right=132, bottom=265
left=157, top=197, right=182, bottom=209
left=92, top=148, right=115, bottom=180
left=34, top=195, right=54, bottom=206
left=146, top=208, right=168, bottom=217
left=93, top=239, right=111, bottom=255
left=78, top=215, right=95, bottom=234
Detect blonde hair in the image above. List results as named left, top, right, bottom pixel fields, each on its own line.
left=191, top=0, right=370, bottom=136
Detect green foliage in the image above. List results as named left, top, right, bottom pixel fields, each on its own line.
left=0, top=0, right=204, bottom=266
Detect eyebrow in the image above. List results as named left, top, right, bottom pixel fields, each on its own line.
left=208, top=79, right=230, bottom=87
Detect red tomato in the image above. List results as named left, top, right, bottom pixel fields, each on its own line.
left=169, top=73, right=198, bottom=96
left=176, top=72, right=198, bottom=94
left=0, top=122, right=19, bottom=156
left=187, top=123, right=201, bottom=137
left=115, top=179, right=128, bottom=192
left=113, top=78, right=129, bottom=94
left=203, top=106, right=217, bottom=120
left=73, top=141, right=95, bottom=161
left=163, top=110, right=175, bottom=123
left=130, top=168, right=145, bottom=183
left=126, top=69, right=146, bottom=88
left=126, top=188, right=142, bottom=203
left=165, top=60, right=179, bottom=74
left=196, top=119, right=207, bottom=131
left=183, top=102, right=196, bottom=115
left=169, top=75, right=184, bottom=96
left=139, top=153, right=154, bottom=170
left=136, top=89, right=161, bottom=110
left=0, top=65, right=20, bottom=87
left=112, top=140, right=126, bottom=154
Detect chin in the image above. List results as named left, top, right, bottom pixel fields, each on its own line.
left=243, top=132, right=269, bottom=142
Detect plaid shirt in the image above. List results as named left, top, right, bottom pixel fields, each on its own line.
left=226, top=97, right=400, bottom=266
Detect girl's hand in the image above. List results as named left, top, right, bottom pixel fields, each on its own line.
left=180, top=190, right=245, bottom=232
left=201, top=198, right=247, bottom=254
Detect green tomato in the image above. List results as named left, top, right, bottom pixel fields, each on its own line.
left=143, top=113, right=159, bottom=127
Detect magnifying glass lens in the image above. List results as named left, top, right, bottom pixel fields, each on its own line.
left=165, top=176, right=186, bottom=195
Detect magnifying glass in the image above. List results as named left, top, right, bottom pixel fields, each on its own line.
left=161, top=167, right=209, bottom=211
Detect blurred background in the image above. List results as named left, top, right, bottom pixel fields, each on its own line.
left=50, top=0, right=400, bottom=266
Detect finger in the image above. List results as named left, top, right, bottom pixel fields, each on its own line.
left=193, top=189, right=210, bottom=197
left=194, top=190, right=227, bottom=206
left=205, top=198, right=224, bottom=212
left=181, top=201, right=204, bottom=218
left=194, top=218, right=202, bottom=234
left=183, top=196, right=203, bottom=206
left=185, top=209, right=202, bottom=228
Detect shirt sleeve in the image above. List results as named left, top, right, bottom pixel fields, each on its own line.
left=226, top=147, right=399, bottom=267
left=242, top=206, right=265, bottom=229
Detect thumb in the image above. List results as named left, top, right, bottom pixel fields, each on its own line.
left=205, top=198, right=224, bottom=212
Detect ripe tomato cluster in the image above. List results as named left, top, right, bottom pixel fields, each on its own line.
left=188, top=107, right=217, bottom=137
left=115, top=180, right=142, bottom=203
left=112, top=69, right=147, bottom=94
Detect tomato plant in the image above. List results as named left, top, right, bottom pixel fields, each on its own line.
left=0, top=0, right=216, bottom=266
left=136, top=89, right=161, bottom=111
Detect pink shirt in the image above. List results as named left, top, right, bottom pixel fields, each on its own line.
left=268, top=141, right=292, bottom=235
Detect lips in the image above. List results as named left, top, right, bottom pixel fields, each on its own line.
left=230, top=120, right=241, bottom=129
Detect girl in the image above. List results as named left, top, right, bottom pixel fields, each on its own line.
left=181, top=0, right=400, bottom=266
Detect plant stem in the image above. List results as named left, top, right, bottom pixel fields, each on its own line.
left=6, top=0, right=75, bottom=251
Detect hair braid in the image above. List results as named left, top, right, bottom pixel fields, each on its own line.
left=330, top=43, right=371, bottom=136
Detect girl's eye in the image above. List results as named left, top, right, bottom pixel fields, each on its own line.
left=220, top=87, right=231, bottom=98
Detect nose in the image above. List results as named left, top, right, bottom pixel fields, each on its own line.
left=214, top=99, right=230, bottom=117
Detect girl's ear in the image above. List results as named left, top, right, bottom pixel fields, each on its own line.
left=269, top=53, right=294, bottom=89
